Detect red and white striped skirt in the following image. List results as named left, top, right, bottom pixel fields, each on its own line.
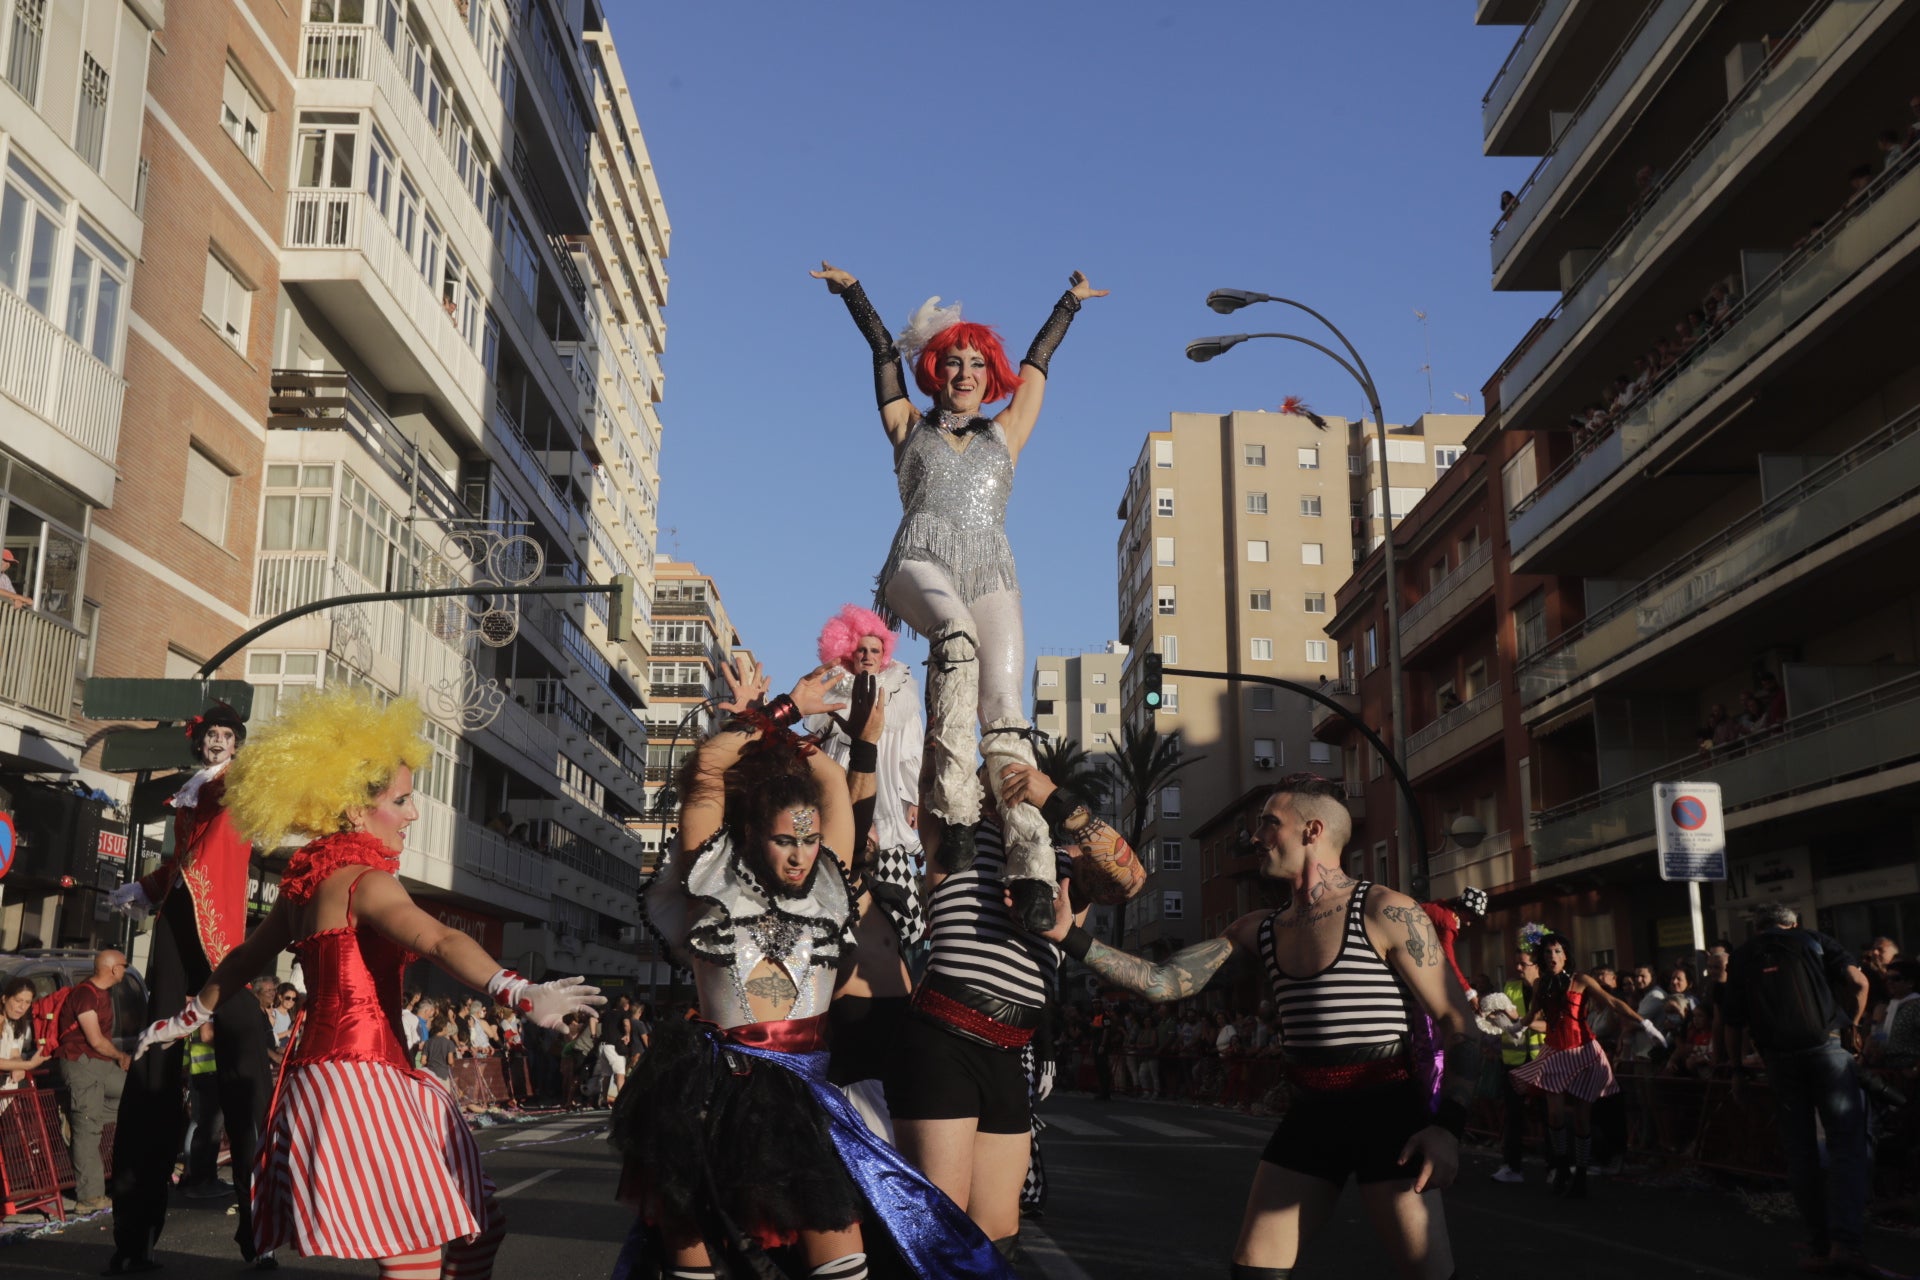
left=253, top=1059, right=493, bottom=1259
left=1510, top=1039, right=1619, bottom=1102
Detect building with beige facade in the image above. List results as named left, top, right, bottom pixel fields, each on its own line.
left=1032, top=644, right=1128, bottom=762
left=1348, top=413, right=1478, bottom=562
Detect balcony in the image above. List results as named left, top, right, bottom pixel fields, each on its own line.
left=0, top=282, right=127, bottom=502
left=489, top=402, right=572, bottom=537
left=1482, top=0, right=1640, bottom=157
left=1428, top=829, right=1515, bottom=901
left=1509, top=146, right=1920, bottom=564
left=654, top=596, right=716, bottom=622
left=0, top=604, right=84, bottom=720
left=250, top=552, right=468, bottom=700
left=269, top=369, right=464, bottom=525
left=521, top=797, right=646, bottom=866
left=476, top=692, right=563, bottom=790
left=649, top=681, right=706, bottom=701
left=1479, top=0, right=1539, bottom=23
left=1532, top=673, right=1920, bottom=867
left=1499, top=0, right=1891, bottom=421
left=281, top=190, right=487, bottom=433
left=1310, top=680, right=1358, bottom=737
left=1518, top=406, right=1920, bottom=710
left=400, top=797, right=550, bottom=921
left=1405, top=687, right=1504, bottom=781
left=650, top=640, right=712, bottom=659
left=1401, top=542, right=1495, bottom=656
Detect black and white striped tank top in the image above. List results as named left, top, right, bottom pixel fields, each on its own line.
left=1259, top=881, right=1412, bottom=1053
left=923, top=823, right=1074, bottom=1009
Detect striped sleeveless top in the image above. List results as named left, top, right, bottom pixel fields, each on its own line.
left=1258, top=881, right=1412, bottom=1057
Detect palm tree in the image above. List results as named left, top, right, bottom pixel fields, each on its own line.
left=1035, top=736, right=1114, bottom=812
left=1106, top=721, right=1205, bottom=851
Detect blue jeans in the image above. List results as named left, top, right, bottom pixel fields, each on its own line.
left=1764, top=1038, right=1870, bottom=1252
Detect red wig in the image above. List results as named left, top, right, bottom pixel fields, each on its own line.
left=817, top=604, right=897, bottom=669
left=913, top=321, right=1024, bottom=404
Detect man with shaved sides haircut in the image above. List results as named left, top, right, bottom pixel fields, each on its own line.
left=1027, top=775, right=1480, bottom=1280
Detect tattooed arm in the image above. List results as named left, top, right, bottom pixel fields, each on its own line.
left=1029, top=891, right=1257, bottom=1003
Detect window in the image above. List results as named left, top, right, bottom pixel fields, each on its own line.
left=1370, top=745, right=1384, bottom=780
left=1351, top=500, right=1364, bottom=519
left=1374, top=842, right=1390, bottom=884
left=1160, top=681, right=1179, bottom=713
left=201, top=251, right=251, bottom=349
left=64, top=221, right=127, bottom=367
left=1155, top=488, right=1174, bottom=517
left=1153, top=439, right=1173, bottom=469
left=1301, top=542, right=1323, bottom=565
left=74, top=54, right=109, bottom=170
left=1162, top=891, right=1184, bottom=920
left=1364, top=626, right=1379, bottom=670
left=181, top=445, right=233, bottom=546
left=1246, top=491, right=1268, bottom=515
left=1092, top=672, right=1108, bottom=685
left=1161, top=839, right=1184, bottom=871
left=1299, top=495, right=1322, bottom=517
left=1155, top=536, right=1175, bottom=566
left=260, top=463, right=334, bottom=551
left=1254, top=738, right=1277, bottom=768
left=6, top=0, right=44, bottom=104
left=1246, top=539, right=1269, bottom=563
left=246, top=651, right=321, bottom=721
left=1250, top=687, right=1273, bottom=711
left=1250, top=637, right=1272, bottom=662
left=1037, top=670, right=1059, bottom=688
left=0, top=155, right=65, bottom=315
left=1342, top=646, right=1357, bottom=686
left=1434, top=446, right=1463, bottom=473
left=395, top=174, right=420, bottom=258
left=1093, top=701, right=1109, bottom=715
left=417, top=213, right=442, bottom=285
left=1156, top=585, right=1176, bottom=615
left=1093, top=732, right=1109, bottom=746
left=1309, top=742, right=1333, bottom=764
left=1159, top=635, right=1178, bottom=664
left=1514, top=590, right=1547, bottom=660
left=294, top=111, right=358, bottom=188
left=1305, top=639, right=1329, bottom=663
left=1160, top=784, right=1182, bottom=818
left=221, top=64, right=266, bottom=165
left=1297, top=446, right=1319, bottom=470
left=1249, top=589, right=1271, bottom=611
left=1349, top=452, right=1365, bottom=475
left=1304, top=592, right=1326, bottom=614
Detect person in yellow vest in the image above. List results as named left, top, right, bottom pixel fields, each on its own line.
left=182, top=1023, right=227, bottom=1198
left=1482, top=935, right=1545, bottom=1182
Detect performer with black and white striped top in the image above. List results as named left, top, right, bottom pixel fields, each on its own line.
left=1032, top=774, right=1484, bottom=1280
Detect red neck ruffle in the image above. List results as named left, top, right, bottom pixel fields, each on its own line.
left=280, top=830, right=400, bottom=904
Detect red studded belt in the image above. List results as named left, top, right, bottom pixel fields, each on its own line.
left=912, top=986, right=1035, bottom=1050
left=1288, top=1056, right=1411, bottom=1093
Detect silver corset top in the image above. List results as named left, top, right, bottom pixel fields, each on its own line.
left=896, top=418, right=1014, bottom=534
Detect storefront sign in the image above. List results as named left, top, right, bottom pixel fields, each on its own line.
left=425, top=901, right=504, bottom=955
left=1816, top=863, right=1920, bottom=909
left=96, top=831, right=127, bottom=861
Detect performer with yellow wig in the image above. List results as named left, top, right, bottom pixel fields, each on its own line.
left=136, top=689, right=602, bottom=1278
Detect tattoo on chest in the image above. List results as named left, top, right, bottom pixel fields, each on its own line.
left=743, top=971, right=798, bottom=1002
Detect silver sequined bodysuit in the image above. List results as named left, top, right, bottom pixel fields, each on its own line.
left=875, top=415, right=1021, bottom=631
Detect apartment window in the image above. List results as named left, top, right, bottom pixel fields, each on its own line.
left=1153, top=439, right=1174, bottom=469
left=1434, top=446, right=1463, bottom=473
left=1155, top=488, right=1174, bottom=517
left=1092, top=672, right=1108, bottom=685
left=1297, top=446, right=1319, bottom=470
left=1342, top=645, right=1357, bottom=686
left=1254, top=738, right=1277, bottom=768
left=1155, top=536, right=1175, bottom=566
left=366, top=128, right=396, bottom=222
left=1249, top=589, right=1271, bottom=611
left=246, top=651, right=323, bottom=720
left=1161, top=839, right=1184, bottom=871
left=1247, top=539, right=1269, bottom=563
left=1246, top=491, right=1268, bottom=515
left=1309, top=741, right=1333, bottom=764
left=6, top=0, right=44, bottom=104
left=201, top=251, right=251, bottom=349
left=1093, top=732, right=1109, bottom=746
left=294, top=111, right=358, bottom=188
left=1349, top=452, right=1365, bottom=475
left=1160, top=635, right=1178, bottom=664
left=1037, top=670, right=1059, bottom=688
left=221, top=64, right=266, bottom=165
left=1351, top=499, right=1363, bottom=519
left=1156, top=585, right=1176, bottom=615
left=1514, top=590, right=1547, bottom=660
left=417, top=213, right=442, bottom=287
left=260, top=463, right=334, bottom=550
left=1160, top=784, right=1182, bottom=818
left=1250, top=687, right=1274, bottom=711
left=73, top=54, right=110, bottom=171
left=1301, top=542, right=1323, bottom=565
left=1370, top=745, right=1384, bottom=780
left=1299, top=495, right=1322, bottom=517
left=181, top=445, right=233, bottom=546
left=1374, top=842, right=1390, bottom=883
left=64, top=220, right=127, bottom=367
left=1364, top=626, right=1379, bottom=670
left=395, top=175, right=421, bottom=258
left=1093, top=701, right=1109, bottom=715
left=1250, top=637, right=1272, bottom=662
left=1304, top=592, right=1326, bottom=614
left=1162, top=891, right=1184, bottom=920
left=1306, top=639, right=1329, bottom=663
left=0, top=155, right=65, bottom=315
left=1160, top=681, right=1179, bottom=713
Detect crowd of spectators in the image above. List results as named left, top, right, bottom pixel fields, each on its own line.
left=1696, top=669, right=1788, bottom=756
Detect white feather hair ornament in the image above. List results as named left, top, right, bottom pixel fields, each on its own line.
left=894, top=296, right=965, bottom=363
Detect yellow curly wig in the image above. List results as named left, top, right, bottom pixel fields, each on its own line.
left=224, top=687, right=431, bottom=846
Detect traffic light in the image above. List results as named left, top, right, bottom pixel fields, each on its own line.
left=1142, top=652, right=1164, bottom=709
left=607, top=573, right=635, bottom=643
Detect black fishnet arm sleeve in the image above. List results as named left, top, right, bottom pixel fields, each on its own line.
left=1021, top=290, right=1083, bottom=378
left=840, top=282, right=910, bottom=409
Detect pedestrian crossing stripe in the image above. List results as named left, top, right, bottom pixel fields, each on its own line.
left=1109, top=1116, right=1208, bottom=1139
left=1038, top=1115, right=1122, bottom=1137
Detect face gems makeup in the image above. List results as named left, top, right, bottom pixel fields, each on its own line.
left=789, top=807, right=818, bottom=839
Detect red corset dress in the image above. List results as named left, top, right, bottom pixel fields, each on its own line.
left=252, top=838, right=493, bottom=1261
left=1509, top=978, right=1620, bottom=1103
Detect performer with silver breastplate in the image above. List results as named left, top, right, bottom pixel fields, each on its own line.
left=811, top=260, right=1107, bottom=934
left=617, top=663, right=1011, bottom=1280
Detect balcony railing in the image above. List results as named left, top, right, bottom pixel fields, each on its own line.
left=1533, top=672, right=1920, bottom=864
left=1406, top=685, right=1503, bottom=758
left=1492, top=0, right=1703, bottom=270
left=650, top=641, right=711, bottom=658
left=654, top=597, right=716, bottom=621
left=401, top=796, right=550, bottom=909
left=269, top=369, right=465, bottom=525
left=1482, top=0, right=1568, bottom=134
left=649, top=682, right=706, bottom=700
left=0, top=604, right=83, bottom=719
left=1519, top=404, right=1920, bottom=706
left=1500, top=0, right=1864, bottom=414
left=489, top=401, right=572, bottom=535
left=1509, top=145, right=1920, bottom=553
left=0, top=279, right=127, bottom=463
left=1400, top=542, right=1494, bottom=646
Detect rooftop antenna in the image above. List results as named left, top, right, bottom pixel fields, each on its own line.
left=1413, top=307, right=1434, bottom=413
left=1452, top=391, right=1473, bottom=407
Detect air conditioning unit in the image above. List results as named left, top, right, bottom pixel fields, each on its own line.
left=1254, top=756, right=1276, bottom=770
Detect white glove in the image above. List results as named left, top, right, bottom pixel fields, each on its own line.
left=486, top=969, right=604, bottom=1030
left=108, top=881, right=154, bottom=921
left=1640, top=1018, right=1668, bottom=1050
left=134, top=995, right=214, bottom=1061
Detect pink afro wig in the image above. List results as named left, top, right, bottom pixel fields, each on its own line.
left=818, top=604, right=897, bottom=669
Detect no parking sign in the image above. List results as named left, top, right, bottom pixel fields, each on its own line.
left=0, top=812, right=15, bottom=880
left=1654, top=782, right=1726, bottom=881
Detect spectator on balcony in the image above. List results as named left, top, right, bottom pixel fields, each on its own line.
left=1879, top=129, right=1908, bottom=173
left=0, top=547, right=30, bottom=608
left=1844, top=163, right=1876, bottom=211
left=485, top=812, right=512, bottom=836
left=1499, top=189, right=1517, bottom=218
left=1700, top=703, right=1739, bottom=752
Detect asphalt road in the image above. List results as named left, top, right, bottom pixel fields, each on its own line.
left=8, top=1096, right=1920, bottom=1278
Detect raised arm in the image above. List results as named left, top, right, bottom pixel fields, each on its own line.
left=995, top=271, right=1108, bottom=462
left=1033, top=891, right=1246, bottom=1003
left=812, top=261, right=917, bottom=445
left=134, top=898, right=296, bottom=1060
left=1373, top=889, right=1484, bottom=1191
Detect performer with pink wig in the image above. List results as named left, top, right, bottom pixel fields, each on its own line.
left=810, top=262, right=1107, bottom=933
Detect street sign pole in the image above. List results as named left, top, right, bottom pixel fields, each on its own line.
left=1655, top=781, right=1727, bottom=959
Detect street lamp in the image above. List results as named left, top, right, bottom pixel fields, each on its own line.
left=1187, top=291, right=1425, bottom=898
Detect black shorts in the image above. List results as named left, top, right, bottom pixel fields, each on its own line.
left=1261, top=1080, right=1431, bottom=1186
left=884, top=1014, right=1031, bottom=1134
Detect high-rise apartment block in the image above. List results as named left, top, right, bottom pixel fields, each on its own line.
left=1032, top=644, right=1128, bottom=761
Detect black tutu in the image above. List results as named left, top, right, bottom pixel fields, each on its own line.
left=613, top=1015, right=864, bottom=1248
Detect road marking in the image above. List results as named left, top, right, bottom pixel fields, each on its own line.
left=1037, top=1114, right=1122, bottom=1137
left=1450, top=1201, right=1760, bottom=1279
left=494, top=1168, right=560, bottom=1199
left=1022, top=1223, right=1095, bottom=1280
left=1110, top=1116, right=1209, bottom=1139
left=1044, top=1139, right=1259, bottom=1150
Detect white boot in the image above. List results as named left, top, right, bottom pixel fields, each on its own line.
left=982, top=716, right=1058, bottom=931
left=925, top=622, right=983, bottom=870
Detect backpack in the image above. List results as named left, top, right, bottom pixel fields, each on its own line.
left=1743, top=929, right=1841, bottom=1051
left=29, top=984, right=72, bottom=1055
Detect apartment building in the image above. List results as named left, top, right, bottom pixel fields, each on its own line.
left=0, top=0, right=160, bottom=948
left=1032, top=644, right=1128, bottom=762
left=1112, top=410, right=1356, bottom=950
left=1348, top=414, right=1477, bottom=560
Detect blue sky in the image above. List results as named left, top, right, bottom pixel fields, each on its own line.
left=606, top=1, right=1549, bottom=690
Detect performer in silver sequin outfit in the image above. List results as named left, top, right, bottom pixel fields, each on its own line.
left=812, top=262, right=1107, bottom=932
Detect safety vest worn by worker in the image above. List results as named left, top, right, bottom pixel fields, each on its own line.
left=1503, top=979, right=1545, bottom=1066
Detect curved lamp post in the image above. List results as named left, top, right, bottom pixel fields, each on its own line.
left=1187, top=293, right=1426, bottom=899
